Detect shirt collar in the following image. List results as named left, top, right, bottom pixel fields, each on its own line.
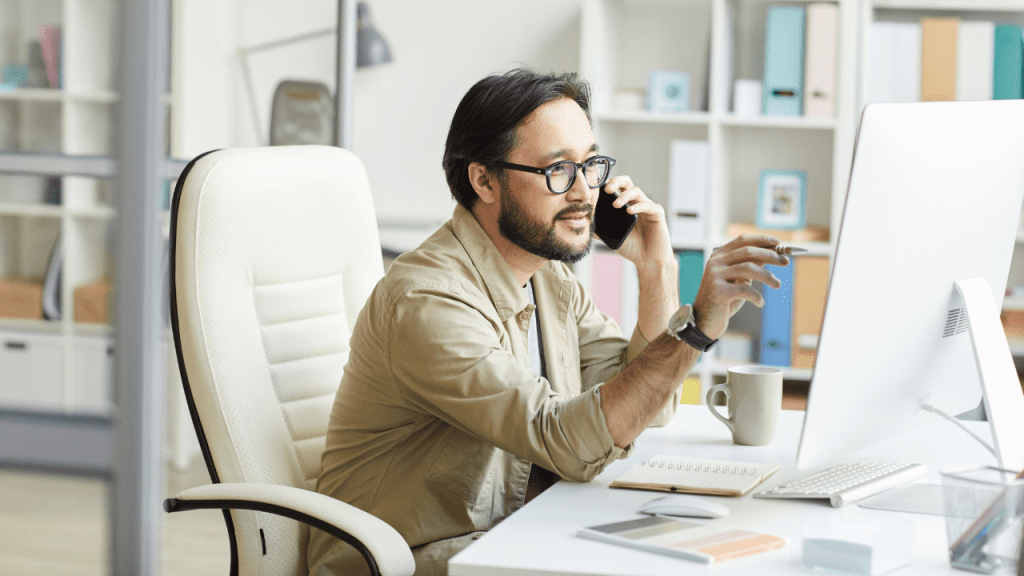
left=451, top=204, right=532, bottom=321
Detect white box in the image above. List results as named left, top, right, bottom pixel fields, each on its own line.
left=0, top=330, right=64, bottom=411
left=733, top=80, right=762, bottom=116
left=72, top=335, right=114, bottom=415
left=802, top=519, right=913, bottom=575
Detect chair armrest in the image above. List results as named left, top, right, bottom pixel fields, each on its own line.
left=164, top=483, right=414, bottom=576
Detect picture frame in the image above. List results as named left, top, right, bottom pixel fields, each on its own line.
left=757, top=169, right=807, bottom=229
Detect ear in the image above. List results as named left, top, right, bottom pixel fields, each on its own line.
left=469, top=162, right=499, bottom=205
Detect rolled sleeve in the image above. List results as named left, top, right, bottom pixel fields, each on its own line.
left=559, top=386, right=634, bottom=470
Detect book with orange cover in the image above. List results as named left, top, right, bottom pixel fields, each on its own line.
left=578, top=515, right=786, bottom=564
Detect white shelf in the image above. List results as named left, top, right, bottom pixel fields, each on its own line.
left=0, top=319, right=62, bottom=335
left=595, top=109, right=712, bottom=126
left=595, top=109, right=838, bottom=131
left=68, top=205, right=116, bottom=220
left=717, top=114, right=837, bottom=131
left=872, top=0, right=1024, bottom=11
left=0, top=202, right=62, bottom=218
left=1003, top=296, right=1024, bottom=311
left=0, top=88, right=118, bottom=104
left=0, top=88, right=64, bottom=102
left=72, top=323, right=114, bottom=338
left=69, top=91, right=118, bottom=104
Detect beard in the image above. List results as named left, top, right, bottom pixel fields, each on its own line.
left=497, top=182, right=593, bottom=264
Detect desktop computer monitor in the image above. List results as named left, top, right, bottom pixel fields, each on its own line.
left=796, top=100, right=1024, bottom=473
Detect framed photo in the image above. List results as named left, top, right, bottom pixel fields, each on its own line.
left=757, top=169, right=806, bottom=229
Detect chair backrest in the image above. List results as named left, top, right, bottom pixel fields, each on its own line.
left=170, top=146, right=384, bottom=575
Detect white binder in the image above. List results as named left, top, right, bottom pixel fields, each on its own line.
left=668, top=140, right=709, bottom=247
left=804, top=3, right=838, bottom=118
left=866, top=21, right=922, bottom=104
left=957, top=20, right=995, bottom=101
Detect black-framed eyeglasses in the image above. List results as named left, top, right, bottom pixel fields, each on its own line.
left=493, top=155, right=616, bottom=194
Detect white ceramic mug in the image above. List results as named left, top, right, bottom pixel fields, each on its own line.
left=706, top=365, right=783, bottom=446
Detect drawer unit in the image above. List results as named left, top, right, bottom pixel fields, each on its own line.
left=73, top=335, right=114, bottom=416
left=0, top=330, right=64, bottom=411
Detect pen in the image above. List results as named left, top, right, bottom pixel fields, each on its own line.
left=775, top=246, right=809, bottom=256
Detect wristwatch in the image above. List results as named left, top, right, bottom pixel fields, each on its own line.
left=666, top=304, right=718, bottom=352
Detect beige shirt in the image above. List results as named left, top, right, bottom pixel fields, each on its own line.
left=308, top=205, right=680, bottom=575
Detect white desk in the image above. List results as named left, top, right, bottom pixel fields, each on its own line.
left=450, top=405, right=998, bottom=575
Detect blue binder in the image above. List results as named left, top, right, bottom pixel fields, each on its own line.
left=677, top=250, right=705, bottom=306
left=993, top=24, right=1023, bottom=100
left=760, top=262, right=793, bottom=366
left=763, top=6, right=806, bottom=116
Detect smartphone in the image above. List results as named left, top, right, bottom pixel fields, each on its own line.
left=594, top=184, right=638, bottom=250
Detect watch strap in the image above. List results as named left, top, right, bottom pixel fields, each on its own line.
left=678, top=323, right=717, bottom=352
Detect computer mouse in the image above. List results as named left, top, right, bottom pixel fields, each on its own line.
left=637, top=495, right=730, bottom=519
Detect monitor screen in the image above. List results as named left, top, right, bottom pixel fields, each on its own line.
left=796, top=100, right=1024, bottom=472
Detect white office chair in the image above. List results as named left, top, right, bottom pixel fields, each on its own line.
left=163, top=146, right=415, bottom=576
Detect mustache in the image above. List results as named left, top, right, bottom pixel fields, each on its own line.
left=555, top=204, right=594, bottom=220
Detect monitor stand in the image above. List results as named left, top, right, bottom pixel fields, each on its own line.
left=956, top=277, right=1024, bottom=473
left=857, top=277, right=1024, bottom=515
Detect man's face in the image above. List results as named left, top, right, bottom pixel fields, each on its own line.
left=496, top=97, right=599, bottom=263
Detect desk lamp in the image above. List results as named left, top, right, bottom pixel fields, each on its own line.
left=238, top=0, right=393, bottom=147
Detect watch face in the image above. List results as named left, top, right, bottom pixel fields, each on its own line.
left=668, top=305, right=693, bottom=336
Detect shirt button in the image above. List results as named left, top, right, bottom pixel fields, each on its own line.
left=520, top=312, right=529, bottom=321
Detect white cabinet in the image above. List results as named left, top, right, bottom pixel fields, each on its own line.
left=0, top=330, right=63, bottom=410
left=71, top=334, right=113, bottom=416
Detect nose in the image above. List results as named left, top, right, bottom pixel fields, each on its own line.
left=563, top=167, right=592, bottom=203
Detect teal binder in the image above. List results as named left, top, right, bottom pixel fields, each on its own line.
left=678, top=250, right=704, bottom=306
left=760, top=262, right=793, bottom=367
left=763, top=6, right=806, bottom=116
left=993, top=24, right=1023, bottom=100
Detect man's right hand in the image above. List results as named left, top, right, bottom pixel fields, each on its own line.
left=692, top=235, right=790, bottom=340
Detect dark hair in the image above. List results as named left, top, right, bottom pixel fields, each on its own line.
left=442, top=69, right=591, bottom=210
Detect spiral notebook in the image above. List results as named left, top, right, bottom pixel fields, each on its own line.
left=609, top=455, right=780, bottom=497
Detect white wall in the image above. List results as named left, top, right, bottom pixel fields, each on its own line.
left=228, top=0, right=582, bottom=224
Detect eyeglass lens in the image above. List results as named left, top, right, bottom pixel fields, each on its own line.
left=549, top=157, right=610, bottom=193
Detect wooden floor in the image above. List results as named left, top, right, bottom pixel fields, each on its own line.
left=0, top=457, right=230, bottom=576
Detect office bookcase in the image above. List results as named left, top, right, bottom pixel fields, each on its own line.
left=856, top=1, right=1024, bottom=360
left=576, top=0, right=1024, bottom=403
left=0, top=0, right=120, bottom=416
left=0, top=0, right=221, bottom=426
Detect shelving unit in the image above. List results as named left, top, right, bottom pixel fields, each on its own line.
left=578, top=0, right=1024, bottom=404
left=0, top=0, right=135, bottom=417
left=578, top=0, right=857, bottom=400
left=856, top=0, right=1024, bottom=293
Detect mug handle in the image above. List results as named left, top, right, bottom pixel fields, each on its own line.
left=706, top=383, right=735, bottom=434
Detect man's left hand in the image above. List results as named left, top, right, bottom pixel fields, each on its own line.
left=597, top=176, right=674, bottom=269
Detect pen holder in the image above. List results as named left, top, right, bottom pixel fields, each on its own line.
left=941, top=466, right=1024, bottom=574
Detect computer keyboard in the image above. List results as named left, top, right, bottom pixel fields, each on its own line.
left=752, top=462, right=928, bottom=508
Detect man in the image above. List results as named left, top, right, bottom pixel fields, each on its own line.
left=307, top=69, right=787, bottom=575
